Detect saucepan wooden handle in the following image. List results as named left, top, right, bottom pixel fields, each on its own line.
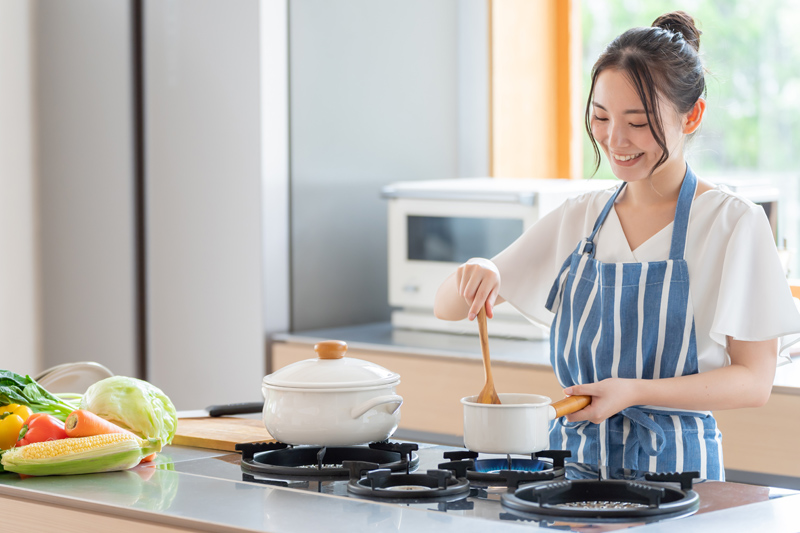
left=550, top=395, right=592, bottom=418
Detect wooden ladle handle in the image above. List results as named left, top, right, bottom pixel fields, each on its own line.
left=477, top=307, right=491, bottom=374
left=550, top=395, right=592, bottom=418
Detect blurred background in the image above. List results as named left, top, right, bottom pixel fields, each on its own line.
left=1, top=0, right=798, bottom=409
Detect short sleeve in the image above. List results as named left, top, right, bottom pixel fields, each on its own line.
left=710, top=204, right=800, bottom=364
left=492, top=196, right=588, bottom=329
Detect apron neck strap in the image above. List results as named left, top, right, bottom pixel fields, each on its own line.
left=584, top=183, right=626, bottom=253
left=668, top=164, right=697, bottom=260
left=583, top=164, right=698, bottom=259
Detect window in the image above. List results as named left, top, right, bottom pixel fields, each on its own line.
left=581, top=0, right=800, bottom=274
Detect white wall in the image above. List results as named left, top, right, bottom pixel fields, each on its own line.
left=145, top=0, right=265, bottom=408
left=289, top=0, right=461, bottom=331
left=458, top=0, right=490, bottom=178
left=0, top=1, right=40, bottom=376
left=261, top=0, right=291, bottom=349
left=34, top=0, right=138, bottom=377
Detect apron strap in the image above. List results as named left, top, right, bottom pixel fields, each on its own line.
left=584, top=184, right=626, bottom=256
left=617, top=405, right=711, bottom=462
left=668, top=164, right=698, bottom=261
left=620, top=407, right=667, bottom=457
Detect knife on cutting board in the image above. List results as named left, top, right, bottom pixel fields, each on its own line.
left=177, top=401, right=263, bottom=418
left=173, top=402, right=274, bottom=451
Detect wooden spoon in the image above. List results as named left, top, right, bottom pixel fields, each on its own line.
left=476, top=307, right=501, bottom=404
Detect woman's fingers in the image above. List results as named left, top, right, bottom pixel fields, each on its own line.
left=565, top=407, right=594, bottom=423
left=457, top=263, right=478, bottom=298
left=467, top=278, right=496, bottom=320
left=561, top=379, right=638, bottom=425
left=563, top=383, right=597, bottom=423
left=486, top=286, right=499, bottom=318
left=455, top=260, right=501, bottom=320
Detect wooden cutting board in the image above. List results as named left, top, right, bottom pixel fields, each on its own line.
left=172, top=417, right=276, bottom=452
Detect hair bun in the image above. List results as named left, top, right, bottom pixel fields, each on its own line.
left=652, top=11, right=701, bottom=51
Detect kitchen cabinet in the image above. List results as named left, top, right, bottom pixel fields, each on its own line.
left=0, top=495, right=188, bottom=533
left=30, top=0, right=269, bottom=411
left=713, top=387, right=800, bottom=478
left=272, top=337, right=800, bottom=479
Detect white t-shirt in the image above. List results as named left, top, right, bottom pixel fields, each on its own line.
left=493, top=183, right=800, bottom=373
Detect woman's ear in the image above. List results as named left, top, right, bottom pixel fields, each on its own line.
left=683, top=98, right=706, bottom=134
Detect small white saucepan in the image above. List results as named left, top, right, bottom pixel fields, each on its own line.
left=461, top=393, right=591, bottom=454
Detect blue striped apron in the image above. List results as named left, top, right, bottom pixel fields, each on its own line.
left=544, top=165, right=724, bottom=481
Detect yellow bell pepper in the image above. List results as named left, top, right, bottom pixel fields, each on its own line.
left=1, top=404, right=33, bottom=421
left=0, top=414, right=25, bottom=450
left=0, top=404, right=32, bottom=450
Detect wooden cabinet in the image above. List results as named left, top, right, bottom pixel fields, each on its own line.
left=714, top=395, right=800, bottom=477
left=273, top=341, right=800, bottom=478
left=0, top=494, right=192, bottom=533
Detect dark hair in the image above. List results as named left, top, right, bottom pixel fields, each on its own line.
left=585, top=11, right=707, bottom=176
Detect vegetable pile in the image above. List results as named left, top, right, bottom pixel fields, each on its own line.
left=80, top=376, right=178, bottom=445
left=1, top=370, right=78, bottom=421
left=0, top=370, right=177, bottom=477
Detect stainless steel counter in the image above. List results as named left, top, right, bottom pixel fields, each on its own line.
left=1, top=444, right=799, bottom=533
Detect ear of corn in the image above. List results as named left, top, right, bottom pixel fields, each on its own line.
left=0, top=433, right=162, bottom=476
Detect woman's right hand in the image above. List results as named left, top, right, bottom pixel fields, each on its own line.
left=456, top=258, right=501, bottom=320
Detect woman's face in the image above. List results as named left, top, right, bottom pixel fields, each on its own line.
left=590, top=69, right=686, bottom=184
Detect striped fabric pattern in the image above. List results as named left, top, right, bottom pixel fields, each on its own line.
left=544, top=166, right=724, bottom=480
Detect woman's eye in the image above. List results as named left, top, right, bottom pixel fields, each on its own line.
left=630, top=123, right=648, bottom=128
left=593, top=115, right=608, bottom=122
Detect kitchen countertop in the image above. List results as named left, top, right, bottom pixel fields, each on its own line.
left=272, top=322, right=552, bottom=366
left=2, top=443, right=800, bottom=533
left=272, top=322, right=800, bottom=394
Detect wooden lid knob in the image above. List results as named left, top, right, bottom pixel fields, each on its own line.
left=314, top=340, right=347, bottom=360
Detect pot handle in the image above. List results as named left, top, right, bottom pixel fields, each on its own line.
left=548, top=395, right=592, bottom=420
left=350, top=395, right=403, bottom=419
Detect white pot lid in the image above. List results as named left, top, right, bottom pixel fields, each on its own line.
left=262, top=340, right=400, bottom=389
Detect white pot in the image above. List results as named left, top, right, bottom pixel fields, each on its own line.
left=461, top=393, right=590, bottom=454
left=261, top=340, right=403, bottom=446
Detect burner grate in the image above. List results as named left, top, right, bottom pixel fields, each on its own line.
left=501, top=471, right=700, bottom=520
left=347, top=467, right=471, bottom=500
left=236, top=441, right=419, bottom=479
left=439, top=449, right=569, bottom=484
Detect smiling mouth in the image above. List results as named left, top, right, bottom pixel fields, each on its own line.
left=612, top=152, right=644, bottom=162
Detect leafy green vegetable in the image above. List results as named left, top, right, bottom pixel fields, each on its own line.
left=79, top=376, right=177, bottom=445
left=0, top=370, right=77, bottom=421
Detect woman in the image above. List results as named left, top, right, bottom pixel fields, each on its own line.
left=433, top=11, right=800, bottom=481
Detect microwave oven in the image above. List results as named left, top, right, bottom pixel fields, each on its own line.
left=381, top=178, right=614, bottom=339
left=381, top=177, right=781, bottom=340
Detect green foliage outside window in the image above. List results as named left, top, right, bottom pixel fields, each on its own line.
left=581, top=0, right=800, bottom=273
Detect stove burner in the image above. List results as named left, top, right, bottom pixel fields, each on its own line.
left=439, top=450, right=569, bottom=484
left=236, top=441, right=419, bottom=479
left=347, top=467, right=471, bottom=500
left=501, top=471, right=700, bottom=520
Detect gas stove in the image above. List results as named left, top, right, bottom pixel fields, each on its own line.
left=229, top=440, right=763, bottom=530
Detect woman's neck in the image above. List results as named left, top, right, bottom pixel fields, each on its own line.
left=618, top=158, right=686, bottom=207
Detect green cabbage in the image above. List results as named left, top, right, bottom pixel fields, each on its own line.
left=79, top=376, right=177, bottom=445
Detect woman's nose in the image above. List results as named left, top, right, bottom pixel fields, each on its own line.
left=608, top=121, right=629, bottom=148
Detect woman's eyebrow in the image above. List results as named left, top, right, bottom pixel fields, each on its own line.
left=592, top=102, right=647, bottom=115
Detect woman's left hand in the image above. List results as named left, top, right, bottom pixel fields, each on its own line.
left=562, top=379, right=640, bottom=424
